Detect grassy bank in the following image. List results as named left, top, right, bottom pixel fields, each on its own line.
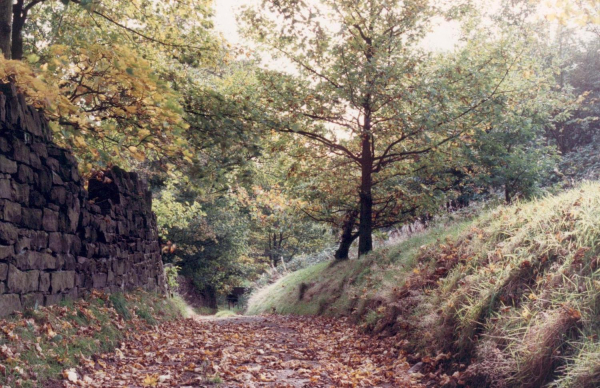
left=247, top=182, right=600, bottom=387
left=0, top=290, right=188, bottom=387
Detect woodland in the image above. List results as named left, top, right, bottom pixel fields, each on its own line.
left=1, top=0, right=600, bottom=386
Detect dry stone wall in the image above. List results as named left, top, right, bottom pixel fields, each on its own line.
left=0, top=83, right=165, bottom=316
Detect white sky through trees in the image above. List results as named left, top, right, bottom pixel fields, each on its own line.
left=213, top=0, right=462, bottom=51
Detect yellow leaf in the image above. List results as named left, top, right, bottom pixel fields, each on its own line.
left=74, top=136, right=87, bottom=148
left=142, top=374, right=158, bottom=387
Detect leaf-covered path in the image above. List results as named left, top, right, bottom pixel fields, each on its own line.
left=67, top=315, right=421, bottom=387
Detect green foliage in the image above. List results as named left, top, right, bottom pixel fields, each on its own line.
left=155, top=183, right=264, bottom=301
left=240, top=0, right=566, bottom=255
left=154, top=186, right=205, bottom=239
left=164, top=265, right=181, bottom=298
left=0, top=0, right=222, bottom=169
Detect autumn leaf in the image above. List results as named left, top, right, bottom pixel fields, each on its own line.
left=142, top=374, right=159, bottom=387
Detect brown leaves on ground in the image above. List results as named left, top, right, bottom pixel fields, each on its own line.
left=65, top=315, right=422, bottom=387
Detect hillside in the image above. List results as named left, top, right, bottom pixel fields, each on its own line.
left=247, top=183, right=600, bottom=388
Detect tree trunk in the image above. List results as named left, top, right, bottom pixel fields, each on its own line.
left=505, top=184, right=511, bottom=204
left=0, top=0, right=12, bottom=59
left=202, top=285, right=218, bottom=310
left=358, top=133, right=374, bottom=255
left=11, top=0, right=26, bottom=60
left=335, top=210, right=358, bottom=260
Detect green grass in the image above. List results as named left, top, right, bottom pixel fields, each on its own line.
left=247, top=261, right=331, bottom=315
left=109, top=292, right=132, bottom=320
left=247, top=219, right=472, bottom=318
left=215, top=310, right=238, bottom=318
left=246, top=182, right=600, bottom=387
left=0, top=290, right=188, bottom=387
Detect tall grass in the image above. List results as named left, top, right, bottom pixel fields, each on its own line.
left=247, top=182, right=600, bottom=387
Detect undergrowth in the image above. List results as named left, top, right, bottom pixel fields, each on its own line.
left=247, top=182, right=600, bottom=387
left=0, top=290, right=187, bottom=387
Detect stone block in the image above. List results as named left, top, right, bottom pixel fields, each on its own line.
left=2, top=200, right=21, bottom=223
left=15, top=251, right=58, bottom=270
left=0, top=155, right=17, bottom=174
left=0, top=137, right=9, bottom=153
left=19, top=229, right=48, bottom=250
left=58, top=254, right=76, bottom=270
left=30, top=142, right=47, bottom=158
left=20, top=208, right=42, bottom=229
left=0, top=222, right=18, bottom=244
left=64, top=287, right=78, bottom=301
left=0, top=294, right=21, bottom=318
left=0, top=245, right=13, bottom=261
left=107, top=269, right=115, bottom=285
left=29, top=190, right=46, bottom=208
left=11, top=139, right=30, bottom=164
left=52, top=171, right=63, bottom=185
left=36, top=168, right=52, bottom=194
left=14, top=236, right=29, bottom=252
left=7, top=265, right=39, bottom=293
left=92, top=273, right=107, bottom=289
left=44, top=294, right=62, bottom=306
left=50, top=186, right=66, bottom=205
left=67, top=200, right=80, bottom=233
left=29, top=152, right=41, bottom=169
left=50, top=271, right=75, bottom=293
left=48, top=232, right=66, bottom=254
left=11, top=180, right=29, bottom=204
left=71, top=167, right=80, bottom=182
left=0, top=263, right=7, bottom=280
left=0, top=179, right=11, bottom=199
left=22, top=293, right=44, bottom=309
left=45, top=157, right=59, bottom=171
left=76, top=272, right=85, bottom=287
left=16, top=164, right=34, bottom=184
left=39, top=272, right=50, bottom=292
left=115, top=260, right=125, bottom=275
left=42, top=208, right=58, bottom=232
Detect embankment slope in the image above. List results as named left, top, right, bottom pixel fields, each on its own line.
left=248, top=183, right=600, bottom=387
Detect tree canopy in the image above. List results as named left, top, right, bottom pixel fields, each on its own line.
left=239, top=0, right=563, bottom=257
left=0, top=0, right=597, bottom=296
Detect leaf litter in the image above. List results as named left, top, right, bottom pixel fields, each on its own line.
left=63, top=315, right=422, bottom=387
